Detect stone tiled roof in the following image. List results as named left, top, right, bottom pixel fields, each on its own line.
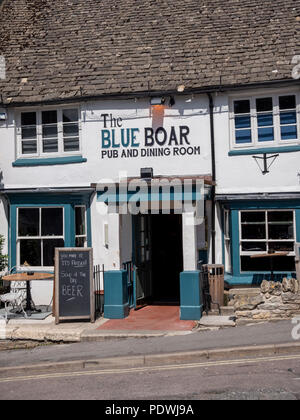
left=0, top=0, right=299, bottom=105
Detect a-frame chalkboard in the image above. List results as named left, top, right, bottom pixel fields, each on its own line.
left=55, top=248, right=95, bottom=324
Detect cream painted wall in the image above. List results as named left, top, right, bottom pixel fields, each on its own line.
left=213, top=87, right=300, bottom=194
left=0, top=96, right=212, bottom=189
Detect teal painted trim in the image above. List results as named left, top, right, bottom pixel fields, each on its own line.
left=225, top=273, right=296, bottom=286
left=228, top=200, right=300, bottom=210
left=229, top=145, right=300, bottom=156
left=180, top=271, right=203, bottom=320
left=86, top=204, right=92, bottom=247
left=231, top=210, right=240, bottom=277
left=221, top=208, right=225, bottom=267
left=10, top=205, right=17, bottom=271
left=104, top=270, right=130, bottom=319
left=97, top=189, right=203, bottom=203
left=12, top=156, right=87, bottom=167
left=296, top=209, right=300, bottom=243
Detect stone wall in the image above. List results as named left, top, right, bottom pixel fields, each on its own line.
left=229, top=278, right=300, bottom=325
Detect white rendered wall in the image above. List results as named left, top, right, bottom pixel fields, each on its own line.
left=0, top=96, right=212, bottom=189
left=213, top=87, right=300, bottom=195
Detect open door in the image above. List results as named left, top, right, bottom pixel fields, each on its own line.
left=133, top=215, right=152, bottom=308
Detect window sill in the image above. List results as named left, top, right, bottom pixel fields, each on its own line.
left=12, top=156, right=87, bottom=167
left=228, top=145, right=300, bottom=156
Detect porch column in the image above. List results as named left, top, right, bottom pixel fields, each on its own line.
left=104, top=213, right=129, bottom=319
left=180, top=212, right=203, bottom=320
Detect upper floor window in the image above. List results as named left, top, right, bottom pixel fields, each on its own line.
left=231, top=93, right=299, bottom=149
left=17, top=108, right=80, bottom=158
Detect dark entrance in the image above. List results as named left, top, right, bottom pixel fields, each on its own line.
left=133, top=213, right=183, bottom=306
left=151, top=214, right=183, bottom=303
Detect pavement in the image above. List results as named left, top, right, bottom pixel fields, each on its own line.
left=0, top=319, right=299, bottom=374
left=0, top=305, right=225, bottom=343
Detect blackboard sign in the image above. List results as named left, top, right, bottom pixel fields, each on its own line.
left=54, top=248, right=94, bottom=324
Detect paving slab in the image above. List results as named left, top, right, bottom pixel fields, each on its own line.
left=199, top=315, right=236, bottom=327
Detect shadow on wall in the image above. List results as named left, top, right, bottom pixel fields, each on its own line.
left=0, top=171, right=3, bottom=189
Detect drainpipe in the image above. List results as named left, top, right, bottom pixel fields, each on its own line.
left=207, top=93, right=216, bottom=264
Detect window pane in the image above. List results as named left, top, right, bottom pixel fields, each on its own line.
left=268, top=212, right=294, bottom=240
left=41, top=208, right=63, bottom=236
left=235, top=129, right=252, bottom=144
left=20, top=239, right=41, bottom=266
left=42, top=125, right=58, bottom=138
left=63, top=123, right=79, bottom=137
left=64, top=137, right=80, bottom=152
left=22, top=140, right=37, bottom=154
left=279, top=95, right=296, bottom=110
left=22, top=127, right=37, bottom=139
left=234, top=100, right=250, bottom=114
left=43, top=239, right=64, bottom=266
left=257, top=113, right=273, bottom=127
left=256, top=97, right=273, bottom=112
left=268, top=224, right=294, bottom=239
left=241, top=212, right=265, bottom=223
left=63, top=109, right=78, bottom=123
left=75, top=237, right=86, bottom=248
left=75, top=207, right=86, bottom=236
left=258, top=127, right=274, bottom=142
left=241, top=256, right=295, bottom=272
left=242, top=225, right=266, bottom=239
left=235, top=115, right=251, bottom=129
left=268, top=242, right=294, bottom=252
left=42, top=110, right=57, bottom=124
left=280, top=111, right=297, bottom=125
left=268, top=211, right=293, bottom=223
left=21, top=112, right=36, bottom=126
left=281, top=125, right=297, bottom=140
left=18, top=208, right=39, bottom=236
left=43, top=138, right=58, bottom=153
left=241, top=242, right=267, bottom=252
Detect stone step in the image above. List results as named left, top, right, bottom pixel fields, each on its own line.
left=220, top=306, right=235, bottom=316
left=199, top=315, right=236, bottom=328
left=229, top=288, right=261, bottom=296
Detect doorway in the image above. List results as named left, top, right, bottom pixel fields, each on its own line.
left=133, top=213, right=183, bottom=306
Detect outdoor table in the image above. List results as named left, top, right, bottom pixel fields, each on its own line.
left=2, top=272, right=54, bottom=315
left=250, top=252, right=289, bottom=282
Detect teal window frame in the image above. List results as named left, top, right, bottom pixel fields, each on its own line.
left=7, top=193, right=92, bottom=271
left=223, top=200, right=300, bottom=284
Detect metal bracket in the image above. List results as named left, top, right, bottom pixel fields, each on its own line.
left=253, top=153, right=279, bottom=175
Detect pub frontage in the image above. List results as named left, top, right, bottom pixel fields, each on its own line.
left=0, top=0, right=299, bottom=322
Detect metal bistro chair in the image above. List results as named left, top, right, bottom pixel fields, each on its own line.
left=0, top=268, right=28, bottom=323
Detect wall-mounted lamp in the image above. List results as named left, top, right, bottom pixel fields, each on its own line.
left=141, top=167, right=154, bottom=180
left=150, top=96, right=175, bottom=107
left=150, top=97, right=166, bottom=106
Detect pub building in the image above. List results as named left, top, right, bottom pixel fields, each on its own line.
left=0, top=0, right=299, bottom=320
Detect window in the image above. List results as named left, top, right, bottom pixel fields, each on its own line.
left=240, top=210, right=295, bottom=272
left=17, top=207, right=64, bottom=267
left=75, top=206, right=87, bottom=247
left=17, top=108, right=80, bottom=158
left=231, top=93, right=299, bottom=149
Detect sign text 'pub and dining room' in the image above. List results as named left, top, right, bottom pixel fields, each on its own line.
left=100, top=114, right=201, bottom=159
